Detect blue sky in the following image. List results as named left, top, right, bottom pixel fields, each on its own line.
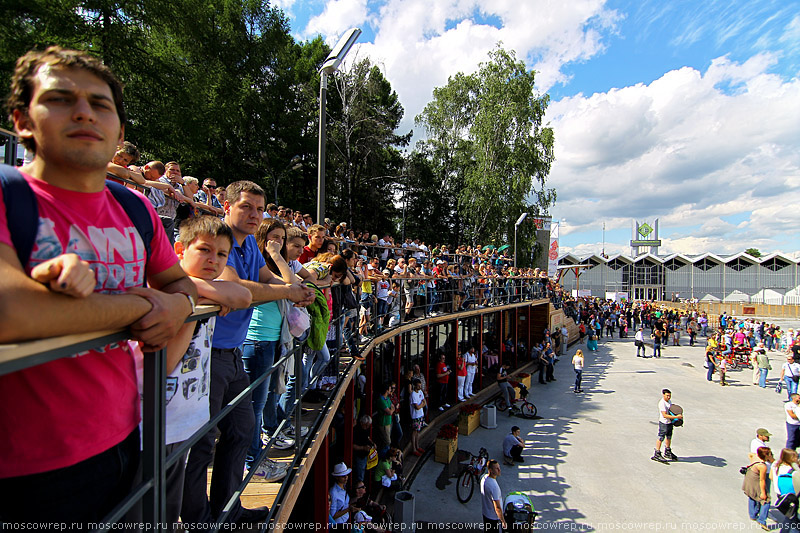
left=277, top=0, right=800, bottom=258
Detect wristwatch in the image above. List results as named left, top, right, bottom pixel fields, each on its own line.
left=176, top=291, right=197, bottom=315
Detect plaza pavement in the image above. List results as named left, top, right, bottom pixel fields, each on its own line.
left=410, top=329, right=799, bottom=530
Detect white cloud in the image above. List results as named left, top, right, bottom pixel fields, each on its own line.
left=301, top=0, right=618, bottom=137
left=304, top=0, right=369, bottom=42
left=547, top=53, right=800, bottom=255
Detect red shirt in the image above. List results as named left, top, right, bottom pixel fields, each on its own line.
left=437, top=361, right=450, bottom=384
left=0, top=173, right=177, bottom=478
left=298, top=245, right=318, bottom=265
left=456, top=356, right=467, bottom=377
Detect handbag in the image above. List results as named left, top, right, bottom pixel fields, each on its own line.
left=776, top=492, right=798, bottom=518
left=366, top=447, right=379, bottom=470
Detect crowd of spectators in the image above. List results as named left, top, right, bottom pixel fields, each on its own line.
left=0, top=46, right=572, bottom=529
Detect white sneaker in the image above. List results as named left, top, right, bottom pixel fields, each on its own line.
left=252, top=459, right=289, bottom=482
left=284, top=425, right=310, bottom=438
left=439, top=406, right=445, bottom=411
left=269, top=433, right=295, bottom=450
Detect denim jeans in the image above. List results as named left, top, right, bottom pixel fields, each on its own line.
left=242, top=339, right=279, bottom=465
left=353, top=454, right=368, bottom=483
left=707, top=359, right=715, bottom=381
left=787, top=422, right=800, bottom=450
left=303, top=343, right=331, bottom=391
left=574, top=369, right=583, bottom=391
left=0, top=428, right=139, bottom=525
left=653, top=342, right=662, bottom=358
left=759, top=368, right=768, bottom=388
left=786, top=377, right=798, bottom=400
left=427, top=287, right=438, bottom=314
left=747, top=498, right=770, bottom=525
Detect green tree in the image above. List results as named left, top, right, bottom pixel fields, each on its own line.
left=325, top=57, right=410, bottom=232
left=744, top=248, right=761, bottom=258
left=415, top=46, right=556, bottom=249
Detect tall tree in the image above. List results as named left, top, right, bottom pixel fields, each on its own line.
left=325, top=57, right=410, bottom=233
left=415, top=46, right=556, bottom=249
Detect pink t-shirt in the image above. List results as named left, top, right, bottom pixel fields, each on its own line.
left=0, top=172, right=177, bottom=478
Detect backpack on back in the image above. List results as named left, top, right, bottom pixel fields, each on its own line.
left=0, top=164, right=154, bottom=279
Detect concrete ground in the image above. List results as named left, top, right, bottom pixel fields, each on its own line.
left=410, top=326, right=800, bottom=530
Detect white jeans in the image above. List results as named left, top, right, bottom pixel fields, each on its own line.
left=457, top=375, right=466, bottom=401
left=465, top=369, right=477, bottom=397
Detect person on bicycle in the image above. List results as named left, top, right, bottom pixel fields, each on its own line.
left=497, top=362, right=516, bottom=411
left=502, top=426, right=525, bottom=465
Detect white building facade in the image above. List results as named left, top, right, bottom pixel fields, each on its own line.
left=558, top=252, right=800, bottom=304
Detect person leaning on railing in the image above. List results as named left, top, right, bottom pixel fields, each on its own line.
left=0, top=46, right=197, bottom=525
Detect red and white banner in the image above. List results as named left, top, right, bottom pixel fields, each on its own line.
left=547, top=222, right=559, bottom=278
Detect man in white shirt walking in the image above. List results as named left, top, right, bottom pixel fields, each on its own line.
left=480, top=460, right=506, bottom=531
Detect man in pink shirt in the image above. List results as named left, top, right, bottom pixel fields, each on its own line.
left=0, top=46, right=196, bottom=525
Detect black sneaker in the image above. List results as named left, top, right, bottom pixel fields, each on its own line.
left=235, top=506, right=270, bottom=525
left=651, top=451, right=670, bottom=464
left=664, top=448, right=679, bottom=461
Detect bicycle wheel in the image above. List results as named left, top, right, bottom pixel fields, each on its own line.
left=520, top=402, right=537, bottom=419
left=494, top=397, right=508, bottom=412
left=456, top=470, right=475, bottom=503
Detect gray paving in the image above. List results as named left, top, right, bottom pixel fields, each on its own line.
left=409, top=328, right=800, bottom=530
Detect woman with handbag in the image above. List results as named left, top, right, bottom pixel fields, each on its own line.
left=781, top=355, right=800, bottom=400
left=742, top=446, right=772, bottom=530
left=772, top=448, right=800, bottom=531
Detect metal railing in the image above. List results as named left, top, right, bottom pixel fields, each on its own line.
left=0, top=273, right=559, bottom=531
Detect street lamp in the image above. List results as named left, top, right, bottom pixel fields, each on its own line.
left=273, top=155, right=302, bottom=205
left=514, top=212, right=528, bottom=268
left=316, top=27, right=362, bottom=224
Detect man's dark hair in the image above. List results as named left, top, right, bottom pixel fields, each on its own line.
left=339, top=248, right=355, bottom=261
left=266, top=203, right=278, bottom=212
left=487, top=459, right=499, bottom=470
left=381, top=382, right=393, bottom=395
left=225, top=180, right=266, bottom=206
left=7, top=46, right=126, bottom=152
left=177, top=215, right=233, bottom=248
left=662, top=388, right=671, bottom=395
left=511, top=426, right=520, bottom=433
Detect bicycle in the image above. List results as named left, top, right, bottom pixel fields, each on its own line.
left=456, top=447, right=489, bottom=503
left=494, top=382, right=538, bottom=419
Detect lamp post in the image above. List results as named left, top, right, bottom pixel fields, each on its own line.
left=316, top=27, right=361, bottom=224
left=514, top=212, right=528, bottom=268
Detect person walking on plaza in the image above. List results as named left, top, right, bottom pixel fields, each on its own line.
left=756, top=347, right=771, bottom=389
left=502, top=426, right=525, bottom=465
left=742, top=446, right=772, bottom=530
left=652, top=328, right=664, bottom=358
left=652, top=389, right=682, bottom=463
left=781, top=355, right=800, bottom=400
left=635, top=327, right=646, bottom=357
left=572, top=349, right=585, bottom=393
left=785, top=394, right=800, bottom=450
left=750, top=428, right=772, bottom=457
left=705, top=348, right=717, bottom=382
left=480, top=460, right=506, bottom=532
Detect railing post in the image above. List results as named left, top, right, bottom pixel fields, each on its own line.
left=423, top=326, right=430, bottom=416
left=142, top=347, right=167, bottom=530
left=313, top=432, right=330, bottom=525
left=295, top=340, right=304, bottom=455
left=343, top=381, right=355, bottom=468
left=478, top=315, right=484, bottom=390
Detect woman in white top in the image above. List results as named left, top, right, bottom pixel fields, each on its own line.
left=572, top=349, right=585, bottom=393
left=409, top=379, right=426, bottom=456
left=771, top=448, right=799, bottom=530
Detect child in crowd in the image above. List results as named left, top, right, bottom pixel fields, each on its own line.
left=155, top=216, right=252, bottom=525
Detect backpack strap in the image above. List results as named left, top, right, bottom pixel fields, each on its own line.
left=0, top=166, right=154, bottom=286
left=105, top=180, right=154, bottom=270
left=0, top=164, right=39, bottom=268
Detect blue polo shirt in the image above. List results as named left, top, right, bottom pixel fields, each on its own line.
left=212, top=234, right=265, bottom=349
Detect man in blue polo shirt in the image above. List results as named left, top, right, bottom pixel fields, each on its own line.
left=181, top=181, right=314, bottom=526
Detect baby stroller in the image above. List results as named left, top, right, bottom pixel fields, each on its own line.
left=503, top=491, right=537, bottom=529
